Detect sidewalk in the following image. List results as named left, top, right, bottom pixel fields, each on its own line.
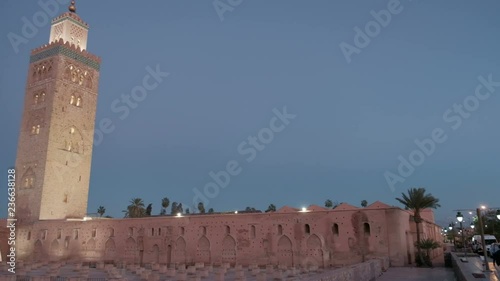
left=376, top=267, right=456, bottom=281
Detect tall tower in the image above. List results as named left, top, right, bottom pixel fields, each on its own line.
left=16, top=1, right=100, bottom=223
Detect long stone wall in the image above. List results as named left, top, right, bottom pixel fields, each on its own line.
left=11, top=203, right=440, bottom=268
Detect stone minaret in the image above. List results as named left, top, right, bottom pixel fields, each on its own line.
left=15, top=1, right=101, bottom=223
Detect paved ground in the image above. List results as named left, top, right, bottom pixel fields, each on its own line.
left=376, top=267, right=456, bottom=281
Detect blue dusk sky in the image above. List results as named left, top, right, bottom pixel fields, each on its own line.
left=1, top=0, right=500, bottom=226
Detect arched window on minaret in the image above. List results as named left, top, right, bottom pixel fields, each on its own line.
left=70, top=95, right=75, bottom=105
left=76, top=97, right=82, bottom=107
left=71, top=70, right=77, bottom=82
left=31, top=124, right=41, bottom=135
left=22, top=168, right=35, bottom=189
left=34, top=94, right=39, bottom=105
left=86, top=73, right=93, bottom=89
left=65, top=65, right=73, bottom=80
left=63, top=126, right=84, bottom=154
left=40, top=92, right=46, bottom=102
left=78, top=73, right=84, bottom=85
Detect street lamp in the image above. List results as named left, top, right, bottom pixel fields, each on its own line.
left=456, top=212, right=466, bottom=257
left=496, top=210, right=500, bottom=220
left=470, top=222, right=475, bottom=229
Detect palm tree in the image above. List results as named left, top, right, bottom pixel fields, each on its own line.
left=415, top=238, right=440, bottom=266
left=325, top=199, right=333, bottom=208
left=361, top=200, right=368, bottom=207
left=265, top=204, right=276, bottom=213
left=395, top=187, right=440, bottom=266
left=161, top=197, right=170, bottom=215
left=126, top=198, right=146, bottom=218
left=97, top=206, right=106, bottom=217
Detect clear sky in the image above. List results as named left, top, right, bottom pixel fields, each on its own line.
left=1, top=0, right=500, bottom=227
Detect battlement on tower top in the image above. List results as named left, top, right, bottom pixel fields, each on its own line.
left=52, top=12, right=89, bottom=28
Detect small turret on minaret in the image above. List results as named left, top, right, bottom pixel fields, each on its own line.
left=48, top=0, right=89, bottom=50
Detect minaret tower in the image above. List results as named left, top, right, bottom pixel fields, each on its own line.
left=16, top=1, right=101, bottom=223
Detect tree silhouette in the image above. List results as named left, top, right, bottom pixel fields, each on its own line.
left=208, top=208, right=214, bottom=213
left=265, top=204, right=276, bottom=213
left=161, top=197, right=170, bottom=215
left=186, top=208, right=190, bottom=214
left=97, top=206, right=106, bottom=217
left=145, top=203, right=152, bottom=216
left=325, top=199, right=333, bottom=208
left=198, top=202, right=206, bottom=214
left=171, top=202, right=178, bottom=215
left=361, top=200, right=368, bottom=208
left=125, top=198, right=146, bottom=218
